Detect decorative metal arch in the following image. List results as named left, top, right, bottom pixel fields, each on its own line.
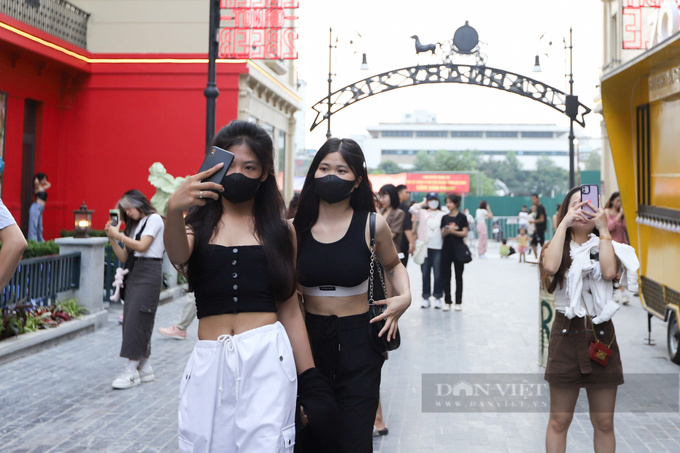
left=310, top=64, right=591, bottom=132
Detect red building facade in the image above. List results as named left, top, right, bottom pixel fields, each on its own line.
left=0, top=11, right=249, bottom=239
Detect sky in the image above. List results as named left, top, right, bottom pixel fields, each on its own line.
left=295, top=0, right=604, bottom=150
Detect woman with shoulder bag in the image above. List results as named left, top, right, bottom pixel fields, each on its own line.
left=293, top=138, right=411, bottom=453
left=105, top=190, right=165, bottom=389
left=440, top=194, right=470, bottom=312
left=541, top=187, right=639, bottom=453
left=410, top=192, right=446, bottom=309
left=165, top=121, right=338, bottom=453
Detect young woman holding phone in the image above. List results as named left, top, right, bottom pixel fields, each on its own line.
left=165, top=121, right=326, bottom=452
left=293, top=138, right=411, bottom=453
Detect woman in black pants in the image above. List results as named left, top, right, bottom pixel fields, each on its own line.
left=293, top=138, right=411, bottom=453
left=440, top=194, right=469, bottom=312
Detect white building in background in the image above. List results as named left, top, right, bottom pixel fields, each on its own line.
left=352, top=110, right=600, bottom=171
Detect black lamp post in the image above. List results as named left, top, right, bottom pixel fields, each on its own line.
left=326, top=28, right=369, bottom=140
left=205, top=0, right=221, bottom=148
left=533, top=28, right=578, bottom=189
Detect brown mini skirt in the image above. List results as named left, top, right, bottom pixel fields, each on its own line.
left=544, top=311, right=624, bottom=388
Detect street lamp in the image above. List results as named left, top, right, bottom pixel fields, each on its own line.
left=533, top=28, right=578, bottom=189
left=73, top=202, right=94, bottom=239
left=326, top=28, right=370, bottom=139
left=205, top=0, right=221, bottom=148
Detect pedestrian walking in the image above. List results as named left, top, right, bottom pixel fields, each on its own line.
left=378, top=184, right=405, bottom=252
left=158, top=292, right=196, bottom=340
left=165, top=121, right=340, bottom=453
left=396, top=185, right=415, bottom=267
left=410, top=193, right=446, bottom=308
left=529, top=193, right=547, bottom=259
left=294, top=137, right=411, bottom=453
left=440, top=194, right=469, bottom=312
left=0, top=198, right=27, bottom=291
left=105, top=190, right=165, bottom=389
left=541, top=187, right=639, bottom=453
left=516, top=227, right=529, bottom=263
left=475, top=201, right=493, bottom=258
left=605, top=192, right=630, bottom=304
left=27, top=191, right=47, bottom=242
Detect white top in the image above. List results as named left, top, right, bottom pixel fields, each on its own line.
left=527, top=212, right=536, bottom=235
left=425, top=212, right=445, bottom=249
left=129, top=213, right=165, bottom=258
left=475, top=208, right=488, bottom=222
left=518, top=211, right=528, bottom=226
left=0, top=198, right=16, bottom=230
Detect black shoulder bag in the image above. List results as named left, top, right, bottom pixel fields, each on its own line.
left=120, top=217, right=149, bottom=301
left=451, top=215, right=473, bottom=264
left=368, top=212, right=401, bottom=355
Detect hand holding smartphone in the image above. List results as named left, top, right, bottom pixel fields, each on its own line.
left=109, top=209, right=120, bottom=227
left=580, top=184, right=600, bottom=213
left=198, top=146, right=234, bottom=202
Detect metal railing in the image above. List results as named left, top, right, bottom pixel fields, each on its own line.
left=0, top=252, right=81, bottom=306
left=0, top=0, right=90, bottom=49
left=104, top=244, right=122, bottom=302
left=475, top=216, right=555, bottom=242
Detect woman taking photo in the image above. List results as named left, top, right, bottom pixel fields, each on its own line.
left=475, top=201, right=493, bottom=258
left=541, top=187, right=639, bottom=453
left=410, top=193, right=446, bottom=309
left=378, top=184, right=405, bottom=253
left=105, top=190, right=165, bottom=389
left=294, top=138, right=411, bottom=453
left=605, top=192, right=630, bottom=304
left=440, top=194, right=469, bottom=312
left=164, top=121, right=316, bottom=452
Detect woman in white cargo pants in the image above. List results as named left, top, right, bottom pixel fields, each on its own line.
left=165, top=121, right=317, bottom=453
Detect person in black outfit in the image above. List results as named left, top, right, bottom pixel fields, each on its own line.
left=529, top=193, right=547, bottom=259
left=440, top=194, right=469, bottom=312
left=396, top=185, right=414, bottom=267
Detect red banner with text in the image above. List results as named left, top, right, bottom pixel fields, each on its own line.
left=405, top=174, right=470, bottom=194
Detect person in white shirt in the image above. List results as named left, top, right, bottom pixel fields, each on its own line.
left=474, top=201, right=493, bottom=257
left=410, top=192, right=446, bottom=308
left=518, top=205, right=529, bottom=231
left=540, top=187, right=638, bottom=452
left=0, top=198, right=27, bottom=291
left=105, top=190, right=165, bottom=389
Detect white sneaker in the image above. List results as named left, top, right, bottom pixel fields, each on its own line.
left=138, top=368, right=155, bottom=383
left=433, top=299, right=442, bottom=309
left=454, top=304, right=462, bottom=311
left=112, top=368, right=141, bottom=389
left=621, top=294, right=629, bottom=305
left=421, top=298, right=431, bottom=308
left=442, top=304, right=452, bottom=311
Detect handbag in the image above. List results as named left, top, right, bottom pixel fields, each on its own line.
left=452, top=241, right=472, bottom=264
left=413, top=211, right=435, bottom=265
left=368, top=212, right=401, bottom=355
left=584, top=297, right=615, bottom=366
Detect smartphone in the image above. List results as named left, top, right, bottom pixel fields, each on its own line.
left=109, top=209, right=120, bottom=227
left=580, top=184, right=600, bottom=213
left=198, top=146, right=234, bottom=202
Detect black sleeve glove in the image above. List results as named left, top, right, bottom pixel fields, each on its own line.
left=295, top=367, right=350, bottom=453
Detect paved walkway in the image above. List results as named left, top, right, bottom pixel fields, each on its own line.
left=0, top=245, right=679, bottom=452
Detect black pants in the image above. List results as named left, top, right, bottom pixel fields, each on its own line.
left=441, top=252, right=465, bottom=305
left=296, top=311, right=385, bottom=453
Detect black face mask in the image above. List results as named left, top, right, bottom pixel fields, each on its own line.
left=221, top=173, right=261, bottom=204
left=314, top=175, right=356, bottom=204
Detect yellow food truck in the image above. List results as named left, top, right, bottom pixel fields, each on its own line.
left=601, top=33, right=680, bottom=364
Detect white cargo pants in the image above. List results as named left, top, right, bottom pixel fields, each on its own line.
left=178, top=322, right=297, bottom=453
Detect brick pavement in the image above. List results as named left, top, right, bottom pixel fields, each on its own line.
left=0, top=245, right=678, bottom=452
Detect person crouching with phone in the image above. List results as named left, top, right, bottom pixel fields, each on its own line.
left=105, top=190, right=165, bottom=389
left=540, top=186, right=639, bottom=453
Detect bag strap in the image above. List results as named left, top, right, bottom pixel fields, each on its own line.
left=134, top=216, right=151, bottom=241
left=368, top=212, right=387, bottom=304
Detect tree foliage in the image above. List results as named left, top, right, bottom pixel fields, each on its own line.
left=584, top=150, right=601, bottom=171
left=370, top=160, right=403, bottom=175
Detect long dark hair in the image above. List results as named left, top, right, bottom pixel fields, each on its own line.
left=293, top=138, right=375, bottom=243
left=540, top=187, right=599, bottom=293
left=184, top=120, right=295, bottom=301
left=379, top=184, right=400, bottom=209
left=606, top=192, right=621, bottom=209
left=479, top=200, right=488, bottom=210
left=117, top=190, right=158, bottom=237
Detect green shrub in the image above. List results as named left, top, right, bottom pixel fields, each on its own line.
left=60, top=229, right=108, bottom=238
left=0, top=240, right=59, bottom=259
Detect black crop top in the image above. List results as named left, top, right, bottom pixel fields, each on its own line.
left=297, top=210, right=372, bottom=288
left=193, top=245, right=277, bottom=319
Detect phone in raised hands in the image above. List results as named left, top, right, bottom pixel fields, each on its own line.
left=198, top=146, right=234, bottom=202
left=580, top=184, right=600, bottom=214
